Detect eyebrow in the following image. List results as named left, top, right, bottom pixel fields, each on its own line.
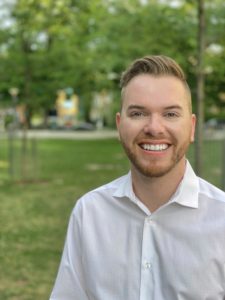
left=164, top=105, right=183, bottom=110
left=127, top=105, right=146, bottom=111
left=126, top=104, right=183, bottom=111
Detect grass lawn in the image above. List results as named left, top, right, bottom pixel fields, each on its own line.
left=0, top=137, right=224, bottom=299
left=0, top=138, right=129, bottom=300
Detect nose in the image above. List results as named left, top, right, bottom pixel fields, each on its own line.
left=143, top=115, right=164, bottom=136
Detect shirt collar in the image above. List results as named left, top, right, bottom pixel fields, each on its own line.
left=113, top=160, right=199, bottom=209
left=113, top=171, right=136, bottom=201
left=169, top=160, right=199, bottom=208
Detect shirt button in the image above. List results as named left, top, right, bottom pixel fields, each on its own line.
left=147, top=218, right=153, bottom=224
left=144, top=261, right=151, bottom=269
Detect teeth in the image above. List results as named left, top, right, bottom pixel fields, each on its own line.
left=141, top=144, right=168, bottom=151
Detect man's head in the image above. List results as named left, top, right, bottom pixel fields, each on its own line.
left=116, top=55, right=196, bottom=178
left=120, top=55, right=192, bottom=113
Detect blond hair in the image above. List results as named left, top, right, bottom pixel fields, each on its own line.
left=120, top=55, right=192, bottom=111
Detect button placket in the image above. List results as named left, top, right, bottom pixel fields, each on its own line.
left=147, top=217, right=153, bottom=225
left=140, top=218, right=155, bottom=299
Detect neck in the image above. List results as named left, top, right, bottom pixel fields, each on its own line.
left=131, top=159, right=186, bottom=213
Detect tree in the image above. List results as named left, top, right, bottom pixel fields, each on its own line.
left=195, top=0, right=205, bottom=176
left=0, top=0, right=224, bottom=128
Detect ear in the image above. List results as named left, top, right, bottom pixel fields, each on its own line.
left=190, top=114, right=196, bottom=143
left=116, top=112, right=121, bottom=141
left=116, top=112, right=121, bottom=129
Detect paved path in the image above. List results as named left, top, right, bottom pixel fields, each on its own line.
left=16, top=129, right=118, bottom=140
left=2, top=128, right=225, bottom=140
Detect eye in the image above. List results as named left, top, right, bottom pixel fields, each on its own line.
left=129, top=111, right=146, bottom=118
left=164, top=111, right=179, bottom=118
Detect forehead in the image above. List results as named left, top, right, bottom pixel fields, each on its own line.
left=121, top=74, right=191, bottom=111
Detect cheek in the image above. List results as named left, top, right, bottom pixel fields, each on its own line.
left=118, top=120, right=139, bottom=141
left=175, top=126, right=194, bottom=145
left=119, top=126, right=132, bottom=141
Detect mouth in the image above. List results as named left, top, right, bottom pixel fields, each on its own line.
left=139, top=143, right=170, bottom=152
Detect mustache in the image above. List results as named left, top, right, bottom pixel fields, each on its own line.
left=135, top=133, right=172, bottom=141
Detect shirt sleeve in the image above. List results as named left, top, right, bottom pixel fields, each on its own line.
left=49, top=202, right=89, bottom=300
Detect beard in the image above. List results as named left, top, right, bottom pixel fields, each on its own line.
left=120, top=137, right=191, bottom=178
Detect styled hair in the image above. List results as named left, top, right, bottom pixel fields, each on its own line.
left=120, top=55, right=192, bottom=111
left=120, top=55, right=188, bottom=88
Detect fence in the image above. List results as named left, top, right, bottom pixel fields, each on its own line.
left=0, top=131, right=39, bottom=183
left=0, top=130, right=225, bottom=191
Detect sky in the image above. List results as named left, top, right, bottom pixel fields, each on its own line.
left=0, top=0, right=15, bottom=28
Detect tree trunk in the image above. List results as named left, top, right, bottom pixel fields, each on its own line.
left=195, top=0, right=205, bottom=176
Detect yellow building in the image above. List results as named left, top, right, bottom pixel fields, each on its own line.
left=55, top=90, right=79, bottom=128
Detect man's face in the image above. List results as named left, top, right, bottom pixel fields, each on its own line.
left=116, top=74, right=196, bottom=178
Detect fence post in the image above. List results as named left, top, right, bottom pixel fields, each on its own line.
left=8, top=126, right=15, bottom=180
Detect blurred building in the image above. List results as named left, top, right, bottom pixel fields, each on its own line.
left=48, top=89, right=79, bottom=129
left=90, top=90, right=113, bottom=129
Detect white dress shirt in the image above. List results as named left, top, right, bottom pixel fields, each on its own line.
left=50, top=161, right=225, bottom=300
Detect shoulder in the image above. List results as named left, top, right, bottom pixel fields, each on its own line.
left=91, top=173, right=128, bottom=194
left=198, top=177, right=225, bottom=204
left=72, top=174, right=129, bottom=214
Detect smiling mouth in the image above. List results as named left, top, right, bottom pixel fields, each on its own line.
left=140, top=143, right=170, bottom=151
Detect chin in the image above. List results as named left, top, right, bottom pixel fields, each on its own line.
left=137, top=166, right=174, bottom=178
left=133, top=158, right=185, bottom=178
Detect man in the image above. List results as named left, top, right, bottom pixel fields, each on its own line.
left=50, top=55, right=225, bottom=300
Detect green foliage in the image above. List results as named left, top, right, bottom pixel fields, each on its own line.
left=0, top=0, right=224, bottom=121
